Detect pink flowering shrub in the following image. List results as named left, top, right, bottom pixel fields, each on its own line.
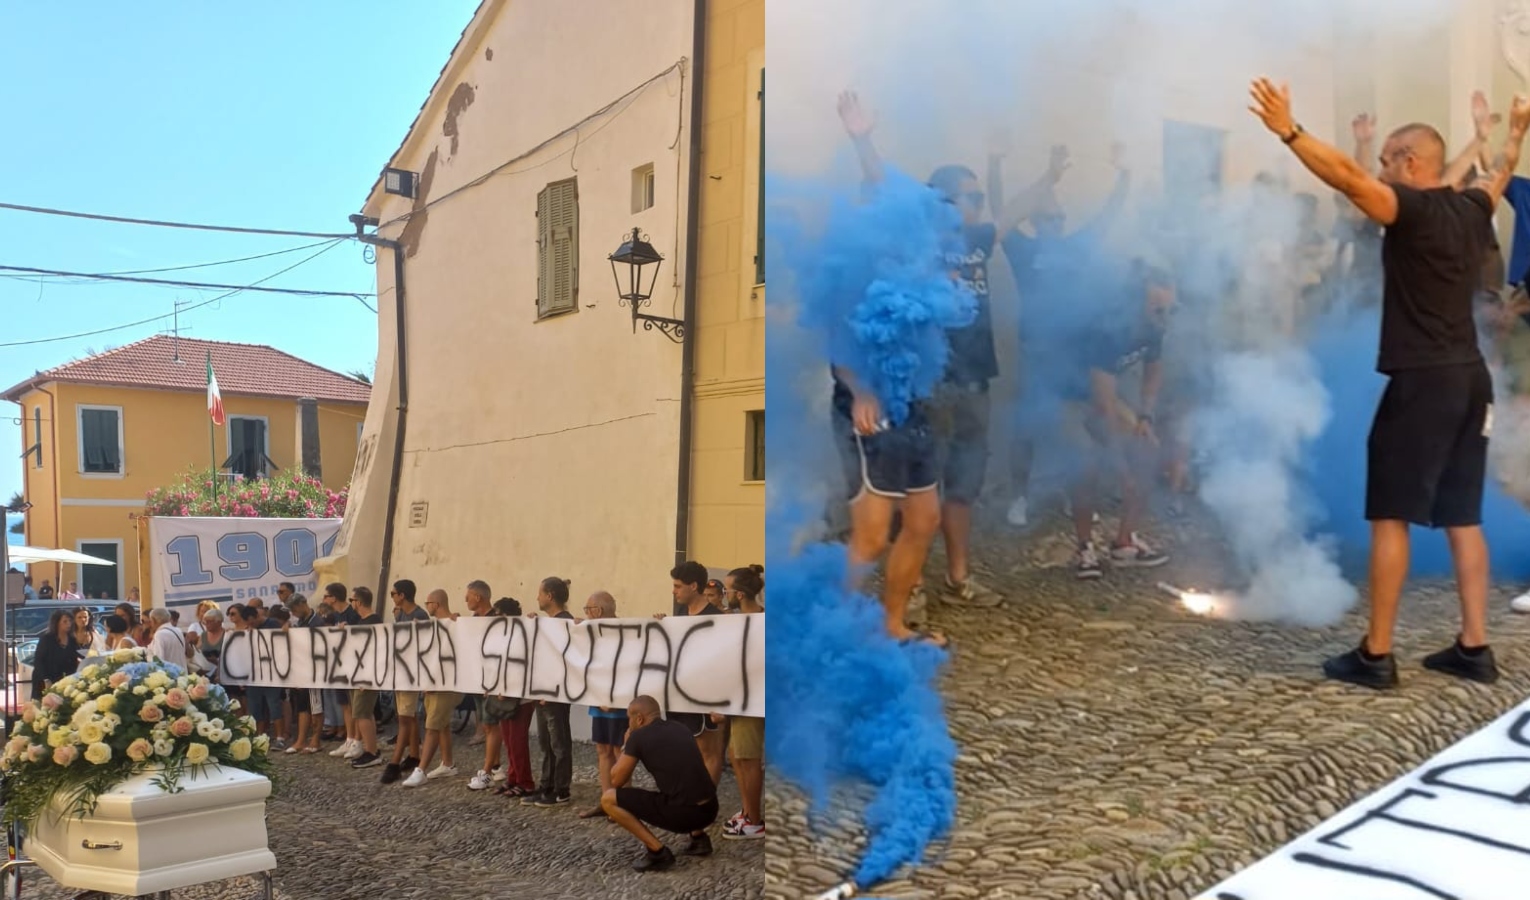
left=145, top=467, right=347, bottom=519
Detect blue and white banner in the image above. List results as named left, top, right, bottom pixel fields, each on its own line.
left=147, top=516, right=341, bottom=613
left=1198, top=694, right=1530, bottom=899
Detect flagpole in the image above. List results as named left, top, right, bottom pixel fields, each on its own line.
left=208, top=351, right=217, bottom=504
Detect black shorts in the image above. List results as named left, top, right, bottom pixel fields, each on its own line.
left=591, top=715, right=628, bottom=746
left=615, top=788, right=718, bottom=835
left=927, top=382, right=992, bottom=504
left=292, top=689, right=311, bottom=716
left=668, top=712, right=719, bottom=738
left=833, top=381, right=938, bottom=500
left=1366, top=361, right=1493, bottom=528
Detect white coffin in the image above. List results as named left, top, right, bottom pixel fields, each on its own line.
left=27, top=764, right=275, bottom=896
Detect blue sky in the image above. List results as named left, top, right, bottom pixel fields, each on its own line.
left=0, top=2, right=480, bottom=523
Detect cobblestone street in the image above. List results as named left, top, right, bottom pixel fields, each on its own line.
left=767, top=501, right=1530, bottom=900
left=21, top=736, right=762, bottom=900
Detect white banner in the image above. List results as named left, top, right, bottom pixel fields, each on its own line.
left=147, top=516, right=342, bottom=614
left=1198, top=695, right=1530, bottom=899
left=219, top=613, right=765, bottom=717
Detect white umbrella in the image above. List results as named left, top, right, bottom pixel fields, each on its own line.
left=5, top=545, right=117, bottom=566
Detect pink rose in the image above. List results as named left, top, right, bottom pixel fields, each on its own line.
left=41, top=694, right=61, bottom=711
left=27, top=745, right=45, bottom=762
left=21, top=705, right=35, bottom=724
left=109, top=672, right=129, bottom=688
left=189, top=683, right=209, bottom=701
left=164, top=688, right=189, bottom=710
left=170, top=717, right=195, bottom=738
left=126, top=738, right=152, bottom=762
left=52, top=745, right=77, bottom=766
left=139, top=703, right=163, bottom=723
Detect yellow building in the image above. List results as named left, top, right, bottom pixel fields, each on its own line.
left=3, top=336, right=370, bottom=599
left=321, top=0, right=762, bottom=617
left=690, top=0, right=765, bottom=571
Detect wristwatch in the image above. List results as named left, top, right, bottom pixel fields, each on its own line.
left=1282, top=124, right=1305, bottom=145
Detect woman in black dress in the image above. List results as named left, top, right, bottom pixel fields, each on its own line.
left=31, top=610, right=80, bottom=696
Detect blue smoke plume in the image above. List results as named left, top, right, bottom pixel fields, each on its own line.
left=764, top=163, right=960, bottom=886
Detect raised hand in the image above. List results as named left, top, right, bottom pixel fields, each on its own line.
left=1048, top=144, right=1072, bottom=180
left=837, top=90, right=875, bottom=138
left=1352, top=113, right=1376, bottom=144
left=1509, top=94, right=1530, bottom=135
left=1248, top=78, right=1296, bottom=138
left=1472, top=90, right=1502, bottom=140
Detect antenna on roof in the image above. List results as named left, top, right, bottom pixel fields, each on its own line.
left=172, top=300, right=191, bottom=365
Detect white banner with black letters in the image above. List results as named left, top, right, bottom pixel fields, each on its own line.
left=1198, top=695, right=1530, bottom=899
left=220, top=613, right=765, bottom=717
left=147, top=516, right=342, bottom=612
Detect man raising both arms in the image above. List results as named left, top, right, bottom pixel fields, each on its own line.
left=1248, top=78, right=1530, bottom=688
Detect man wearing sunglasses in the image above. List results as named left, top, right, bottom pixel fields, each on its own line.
left=1249, top=78, right=1530, bottom=688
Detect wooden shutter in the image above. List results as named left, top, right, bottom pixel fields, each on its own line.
left=537, top=178, right=580, bottom=317
left=755, top=69, right=765, bottom=285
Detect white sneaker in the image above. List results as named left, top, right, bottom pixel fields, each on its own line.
left=342, top=741, right=365, bottom=760
left=328, top=739, right=354, bottom=758
left=401, top=767, right=427, bottom=788
left=1110, top=532, right=1169, bottom=568
left=491, top=766, right=507, bottom=783
left=426, top=763, right=459, bottom=780
left=1007, top=495, right=1029, bottom=527
left=1511, top=590, right=1530, bottom=614
left=468, top=770, right=492, bottom=790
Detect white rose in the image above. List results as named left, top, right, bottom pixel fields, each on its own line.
left=152, top=739, right=174, bottom=757
left=102, top=714, right=122, bottom=734
left=229, top=738, right=251, bottom=761
left=240, top=716, right=256, bottom=730
left=184, top=743, right=210, bottom=765
left=219, top=730, right=233, bottom=743
left=132, top=686, right=148, bottom=696
left=252, top=734, right=270, bottom=753
left=84, top=742, right=111, bottom=765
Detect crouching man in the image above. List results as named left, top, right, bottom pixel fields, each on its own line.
left=602, top=695, right=720, bottom=872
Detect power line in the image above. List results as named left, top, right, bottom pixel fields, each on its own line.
left=84, top=240, right=341, bottom=277
left=0, top=240, right=357, bottom=348
left=0, top=264, right=373, bottom=298
left=0, top=201, right=355, bottom=240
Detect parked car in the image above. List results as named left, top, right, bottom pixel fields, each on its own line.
left=5, top=603, right=119, bottom=640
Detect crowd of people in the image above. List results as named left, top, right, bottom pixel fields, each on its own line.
left=21, top=561, right=766, bottom=871
left=827, top=82, right=1530, bottom=672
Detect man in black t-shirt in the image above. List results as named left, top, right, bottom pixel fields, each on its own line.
left=1250, top=78, right=1530, bottom=688
left=665, top=561, right=725, bottom=782
left=521, top=576, right=576, bottom=808
left=832, top=92, right=1067, bottom=647
left=1055, top=267, right=1175, bottom=579
left=602, top=694, right=720, bottom=872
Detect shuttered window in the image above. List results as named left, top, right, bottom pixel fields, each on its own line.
left=537, top=178, right=580, bottom=318
left=78, top=407, right=121, bottom=474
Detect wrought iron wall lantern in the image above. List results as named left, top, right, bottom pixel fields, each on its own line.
left=608, top=228, right=685, bottom=342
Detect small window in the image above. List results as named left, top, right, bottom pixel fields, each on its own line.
left=537, top=178, right=580, bottom=319
left=223, top=416, right=270, bottom=481
left=744, top=410, right=765, bottom=482
left=632, top=163, right=656, bottom=214
left=755, top=69, right=765, bottom=285
left=77, top=406, right=122, bottom=475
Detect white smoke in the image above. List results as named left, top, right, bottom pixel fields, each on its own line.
left=1192, top=349, right=1358, bottom=625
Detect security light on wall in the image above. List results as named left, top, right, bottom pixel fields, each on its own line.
left=383, top=168, right=418, bottom=199
left=608, top=227, right=685, bottom=343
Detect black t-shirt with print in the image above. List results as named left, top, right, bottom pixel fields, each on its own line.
left=1378, top=185, right=1491, bottom=373
left=1060, top=321, right=1164, bottom=402
left=944, top=222, right=999, bottom=386
left=395, top=606, right=430, bottom=623
left=624, top=717, right=718, bottom=806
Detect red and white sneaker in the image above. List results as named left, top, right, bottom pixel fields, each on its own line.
left=722, top=817, right=765, bottom=840
left=723, top=809, right=746, bottom=830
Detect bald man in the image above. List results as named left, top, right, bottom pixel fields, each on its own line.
left=579, top=591, right=628, bottom=819
left=602, top=695, right=719, bottom=871
left=1250, top=79, right=1530, bottom=688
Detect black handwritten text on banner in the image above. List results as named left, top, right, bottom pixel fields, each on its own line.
left=219, top=614, right=765, bottom=717
left=1197, top=695, right=1530, bottom=899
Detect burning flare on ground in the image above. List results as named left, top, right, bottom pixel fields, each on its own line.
left=1157, top=582, right=1226, bottom=617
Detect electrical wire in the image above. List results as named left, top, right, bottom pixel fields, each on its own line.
left=378, top=59, right=686, bottom=230
left=0, top=240, right=358, bottom=348
left=0, top=264, right=373, bottom=298
left=0, top=201, right=355, bottom=240
left=19, top=240, right=341, bottom=278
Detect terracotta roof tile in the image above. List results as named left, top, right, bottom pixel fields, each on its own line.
left=1, top=336, right=371, bottom=404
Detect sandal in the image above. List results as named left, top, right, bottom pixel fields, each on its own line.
left=898, top=627, right=951, bottom=651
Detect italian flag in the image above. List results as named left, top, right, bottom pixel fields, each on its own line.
left=206, top=352, right=226, bottom=426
